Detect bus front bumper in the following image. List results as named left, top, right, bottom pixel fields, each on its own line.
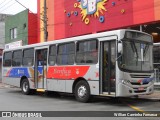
left=116, top=83, right=154, bottom=97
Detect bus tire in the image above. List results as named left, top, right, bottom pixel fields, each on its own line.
left=74, top=80, right=90, bottom=103
left=21, top=79, right=31, bottom=95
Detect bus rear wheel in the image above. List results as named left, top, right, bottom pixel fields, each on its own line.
left=74, top=81, right=90, bottom=103
left=21, top=79, right=31, bottom=95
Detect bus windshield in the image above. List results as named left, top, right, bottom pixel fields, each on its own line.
left=119, top=31, right=153, bottom=72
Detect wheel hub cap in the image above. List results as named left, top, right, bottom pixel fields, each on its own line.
left=23, top=82, right=28, bottom=92
left=78, top=86, right=87, bottom=98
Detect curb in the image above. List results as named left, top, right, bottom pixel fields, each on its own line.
left=0, top=82, right=12, bottom=88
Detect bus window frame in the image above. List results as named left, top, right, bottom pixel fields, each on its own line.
left=57, top=42, right=75, bottom=65
left=75, top=38, right=98, bottom=65
left=22, top=48, right=34, bottom=67
left=12, top=50, right=23, bottom=67
left=48, top=44, right=57, bottom=66
left=3, top=51, right=13, bottom=67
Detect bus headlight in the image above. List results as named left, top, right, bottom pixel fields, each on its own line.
left=122, top=80, right=130, bottom=85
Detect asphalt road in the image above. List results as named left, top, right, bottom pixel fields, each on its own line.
left=0, top=86, right=160, bottom=120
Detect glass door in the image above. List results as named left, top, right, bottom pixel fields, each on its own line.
left=100, top=41, right=116, bottom=95
left=35, top=49, right=48, bottom=89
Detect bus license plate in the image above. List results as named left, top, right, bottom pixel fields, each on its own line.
left=138, top=87, right=144, bottom=91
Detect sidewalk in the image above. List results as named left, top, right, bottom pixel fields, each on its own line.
left=0, top=81, right=11, bottom=88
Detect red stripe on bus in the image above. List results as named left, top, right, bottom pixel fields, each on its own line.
left=47, top=66, right=90, bottom=80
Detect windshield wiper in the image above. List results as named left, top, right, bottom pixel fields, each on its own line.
left=143, top=44, right=149, bottom=57
left=130, top=41, right=138, bottom=59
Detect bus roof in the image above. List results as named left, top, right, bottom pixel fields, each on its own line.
left=3, top=29, right=151, bottom=52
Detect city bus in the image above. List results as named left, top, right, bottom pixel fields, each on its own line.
left=2, top=29, right=154, bottom=102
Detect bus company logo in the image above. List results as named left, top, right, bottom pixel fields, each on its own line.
left=76, top=69, right=79, bottom=75
left=76, top=0, right=107, bottom=24
left=53, top=68, right=71, bottom=77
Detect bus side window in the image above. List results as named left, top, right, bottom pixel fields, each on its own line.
left=76, top=39, right=98, bottom=64
left=12, top=50, right=22, bottom=67
left=23, top=48, right=34, bottom=66
left=49, top=45, right=56, bottom=65
left=3, top=52, right=12, bottom=67
left=57, top=42, right=75, bottom=65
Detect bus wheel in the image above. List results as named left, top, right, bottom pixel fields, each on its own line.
left=75, top=81, right=90, bottom=103
left=21, top=79, right=31, bottom=95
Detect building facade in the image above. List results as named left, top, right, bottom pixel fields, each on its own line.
left=0, top=14, right=10, bottom=81
left=37, top=0, right=160, bottom=42
left=0, top=14, right=9, bottom=49
left=5, top=9, right=38, bottom=47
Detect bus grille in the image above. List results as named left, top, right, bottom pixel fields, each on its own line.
left=130, top=82, right=148, bottom=85
left=134, top=90, right=146, bottom=93
left=130, top=74, right=151, bottom=78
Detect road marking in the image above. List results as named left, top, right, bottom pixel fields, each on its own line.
left=127, top=102, right=160, bottom=117
left=120, top=98, right=145, bottom=113
left=127, top=104, right=144, bottom=113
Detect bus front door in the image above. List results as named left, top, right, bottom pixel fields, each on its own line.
left=100, top=41, right=116, bottom=95
left=35, top=49, right=48, bottom=91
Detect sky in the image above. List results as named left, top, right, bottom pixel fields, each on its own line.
left=0, top=0, right=37, bottom=15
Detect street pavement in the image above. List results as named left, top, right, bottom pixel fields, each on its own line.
left=0, top=82, right=12, bottom=88
left=0, top=81, right=160, bottom=101
left=138, top=91, right=160, bottom=101
left=0, top=81, right=160, bottom=120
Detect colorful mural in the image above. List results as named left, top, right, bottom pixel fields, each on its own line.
left=37, top=0, right=160, bottom=41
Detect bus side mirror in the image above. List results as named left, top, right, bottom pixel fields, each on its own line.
left=118, top=43, right=122, bottom=54
left=116, top=42, right=123, bottom=62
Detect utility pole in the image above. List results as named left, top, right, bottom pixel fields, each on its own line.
left=43, top=0, right=48, bottom=42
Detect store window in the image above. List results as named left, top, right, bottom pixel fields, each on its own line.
left=10, top=27, right=17, bottom=39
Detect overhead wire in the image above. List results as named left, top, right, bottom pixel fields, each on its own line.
left=0, top=0, right=6, bottom=7
left=0, top=0, right=39, bottom=41
left=0, top=2, right=17, bottom=13
left=15, top=0, right=43, bottom=21
left=0, top=0, right=14, bottom=11
left=1, top=0, right=153, bottom=41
